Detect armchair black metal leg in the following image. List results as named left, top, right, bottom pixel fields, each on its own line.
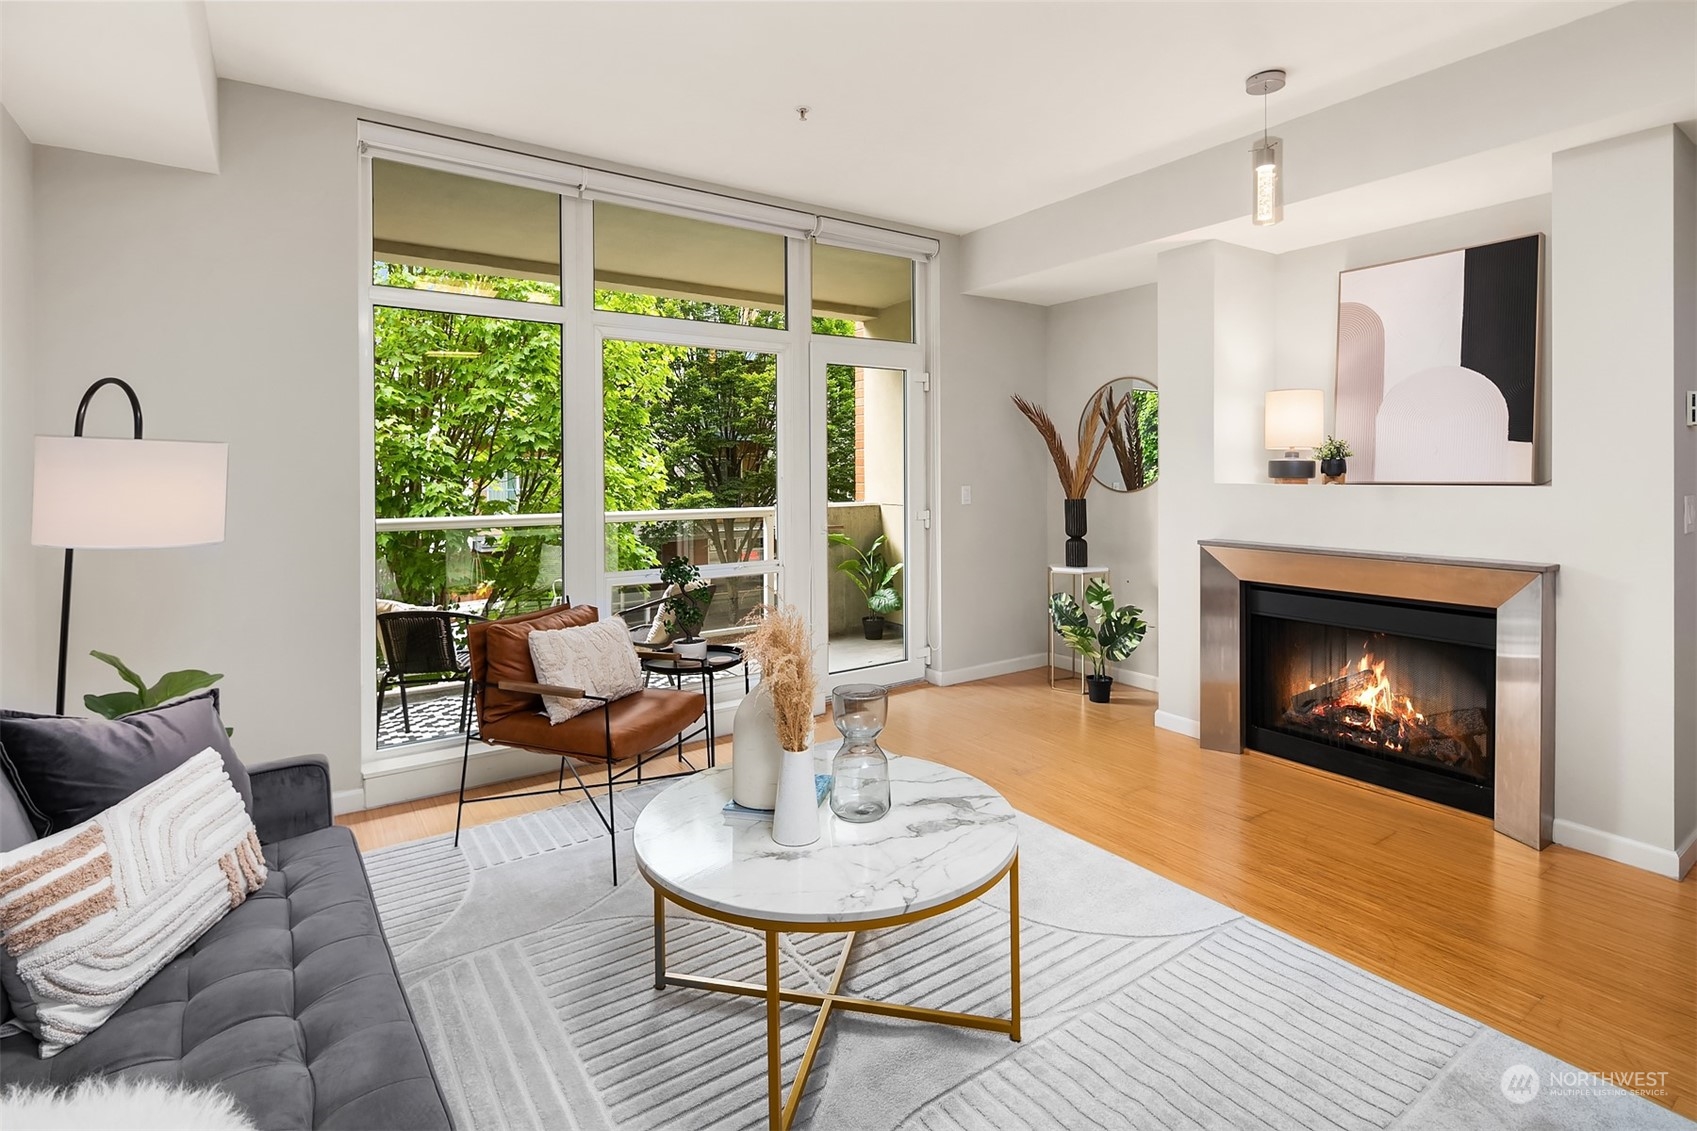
left=609, top=770, right=618, bottom=886
left=453, top=727, right=473, bottom=848
left=458, top=679, right=472, bottom=732
left=398, top=678, right=412, bottom=732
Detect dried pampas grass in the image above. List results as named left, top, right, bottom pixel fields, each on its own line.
left=740, top=603, right=818, bottom=752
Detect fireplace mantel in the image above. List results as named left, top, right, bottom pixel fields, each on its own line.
left=1199, top=540, right=1557, bottom=849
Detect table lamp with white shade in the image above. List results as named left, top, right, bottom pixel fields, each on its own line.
left=31, top=378, right=228, bottom=714
left=1265, top=389, right=1324, bottom=484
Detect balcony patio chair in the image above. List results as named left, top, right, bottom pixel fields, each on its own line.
left=377, top=609, right=485, bottom=733
left=458, top=603, right=706, bottom=883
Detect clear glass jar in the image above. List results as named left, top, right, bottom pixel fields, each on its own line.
left=830, top=683, right=890, bottom=823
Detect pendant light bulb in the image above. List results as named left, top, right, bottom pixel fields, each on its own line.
left=1245, top=69, right=1287, bottom=227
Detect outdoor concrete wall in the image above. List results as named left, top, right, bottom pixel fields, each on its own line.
left=0, top=107, right=39, bottom=710
left=1043, top=286, right=1159, bottom=687
left=1150, top=130, right=1695, bottom=876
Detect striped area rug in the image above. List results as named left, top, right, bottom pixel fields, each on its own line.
left=363, top=783, right=1688, bottom=1131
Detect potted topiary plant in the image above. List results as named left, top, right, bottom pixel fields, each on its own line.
left=1049, top=578, right=1148, bottom=703
left=1315, top=436, right=1353, bottom=484
left=828, top=532, right=903, bottom=640
left=660, top=555, right=714, bottom=659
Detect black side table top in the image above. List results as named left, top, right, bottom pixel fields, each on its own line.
left=640, top=644, right=745, bottom=675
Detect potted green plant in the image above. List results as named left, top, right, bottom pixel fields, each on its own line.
left=828, top=532, right=903, bottom=640
left=1315, top=436, right=1353, bottom=484
left=84, top=651, right=233, bottom=734
left=660, top=556, right=714, bottom=659
left=1049, top=579, right=1148, bottom=703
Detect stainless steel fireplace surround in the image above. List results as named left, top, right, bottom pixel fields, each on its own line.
left=1199, top=541, right=1557, bottom=849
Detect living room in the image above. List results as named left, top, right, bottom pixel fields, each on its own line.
left=1, top=2, right=1693, bottom=1129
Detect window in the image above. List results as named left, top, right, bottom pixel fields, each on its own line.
left=603, top=338, right=779, bottom=634
left=593, top=202, right=786, bottom=328
left=812, top=244, right=914, bottom=342
left=372, top=159, right=561, bottom=304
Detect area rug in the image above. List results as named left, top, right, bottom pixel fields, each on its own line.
left=363, top=768, right=1688, bottom=1131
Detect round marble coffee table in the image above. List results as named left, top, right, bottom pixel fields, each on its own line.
left=633, top=753, right=1021, bottom=1131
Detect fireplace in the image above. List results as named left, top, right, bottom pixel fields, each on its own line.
left=1244, top=585, right=1495, bottom=816
left=1198, top=541, right=1557, bottom=849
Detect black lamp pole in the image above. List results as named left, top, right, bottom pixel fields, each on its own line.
left=54, top=378, right=145, bottom=715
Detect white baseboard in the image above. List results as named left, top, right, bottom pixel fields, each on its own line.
left=331, top=788, right=366, bottom=816
left=929, top=653, right=1046, bottom=687
left=1108, top=665, right=1157, bottom=692
left=1153, top=710, right=1200, bottom=738
left=1551, top=818, right=1692, bottom=879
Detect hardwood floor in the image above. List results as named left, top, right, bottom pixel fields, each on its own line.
left=339, top=669, right=1697, bottom=1117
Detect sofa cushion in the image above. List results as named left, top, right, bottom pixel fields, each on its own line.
left=528, top=617, right=644, bottom=723
left=0, top=825, right=449, bottom=1130
left=468, top=603, right=598, bottom=726
left=0, top=749, right=267, bottom=1056
left=0, top=691, right=250, bottom=837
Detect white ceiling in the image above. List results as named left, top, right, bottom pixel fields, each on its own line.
left=2, top=1, right=1611, bottom=235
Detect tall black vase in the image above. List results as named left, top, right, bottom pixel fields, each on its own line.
left=1063, top=498, right=1088, bottom=567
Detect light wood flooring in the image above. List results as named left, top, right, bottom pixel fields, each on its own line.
left=339, top=669, right=1697, bottom=1118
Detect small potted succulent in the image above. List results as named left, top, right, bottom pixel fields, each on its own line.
left=1316, top=436, right=1353, bottom=484
left=660, top=556, right=713, bottom=659
left=828, top=532, right=903, bottom=640
left=1049, top=578, right=1148, bottom=703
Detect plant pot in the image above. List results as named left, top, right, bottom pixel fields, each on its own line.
left=861, top=615, right=886, bottom=640
left=771, top=747, right=820, bottom=847
left=731, top=683, right=782, bottom=810
left=1320, top=458, right=1348, bottom=485
left=1063, top=498, right=1088, bottom=567
left=672, top=637, right=709, bottom=660
left=1085, top=674, right=1114, bottom=703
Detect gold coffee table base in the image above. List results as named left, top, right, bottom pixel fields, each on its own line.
left=646, top=854, right=1021, bottom=1131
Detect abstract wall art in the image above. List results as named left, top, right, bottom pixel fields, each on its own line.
left=1334, top=234, right=1544, bottom=484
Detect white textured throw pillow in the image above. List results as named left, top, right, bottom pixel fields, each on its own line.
left=0, top=748, right=267, bottom=1057
left=528, top=617, right=645, bottom=723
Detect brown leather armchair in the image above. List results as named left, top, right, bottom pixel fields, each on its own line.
left=457, top=604, right=705, bottom=882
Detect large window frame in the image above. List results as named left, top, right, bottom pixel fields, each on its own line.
left=358, top=123, right=936, bottom=770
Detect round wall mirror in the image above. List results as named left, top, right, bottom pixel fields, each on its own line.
left=1081, top=377, right=1159, bottom=492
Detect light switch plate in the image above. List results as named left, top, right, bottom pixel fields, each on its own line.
left=1685, top=496, right=1696, bottom=536
left=1687, top=390, right=1697, bottom=426
left=960, top=485, right=972, bottom=505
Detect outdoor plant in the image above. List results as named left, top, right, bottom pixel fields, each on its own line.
left=660, top=555, right=714, bottom=641
left=1048, top=579, right=1148, bottom=680
left=827, top=532, right=903, bottom=617
left=84, top=651, right=232, bottom=734
left=1315, top=436, right=1354, bottom=461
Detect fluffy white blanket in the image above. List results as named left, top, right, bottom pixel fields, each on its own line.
left=1, top=1077, right=257, bottom=1130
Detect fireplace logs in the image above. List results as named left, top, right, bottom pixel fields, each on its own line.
left=1281, top=654, right=1489, bottom=779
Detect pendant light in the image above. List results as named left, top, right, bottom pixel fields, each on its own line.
left=1246, top=69, right=1286, bottom=226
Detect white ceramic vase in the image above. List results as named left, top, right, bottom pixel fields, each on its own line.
left=771, top=747, right=820, bottom=847
left=731, top=684, right=783, bottom=810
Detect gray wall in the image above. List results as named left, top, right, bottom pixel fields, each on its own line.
left=1, top=107, right=39, bottom=710
left=29, top=83, right=363, bottom=789
left=1043, top=286, right=1158, bottom=685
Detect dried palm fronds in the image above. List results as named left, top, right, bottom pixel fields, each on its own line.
left=1012, top=394, right=1111, bottom=499
left=739, top=603, right=818, bottom=752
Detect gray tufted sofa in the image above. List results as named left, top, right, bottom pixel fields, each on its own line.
left=0, top=756, right=453, bottom=1130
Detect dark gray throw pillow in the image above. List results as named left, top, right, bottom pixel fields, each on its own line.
left=0, top=690, right=251, bottom=837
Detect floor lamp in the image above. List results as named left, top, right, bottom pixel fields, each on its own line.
left=30, top=378, right=228, bottom=715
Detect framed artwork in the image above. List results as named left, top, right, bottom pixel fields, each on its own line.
left=1334, top=234, right=1544, bottom=484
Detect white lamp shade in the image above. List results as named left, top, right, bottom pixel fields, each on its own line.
left=1264, top=389, right=1325, bottom=450
left=32, top=437, right=228, bottom=548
